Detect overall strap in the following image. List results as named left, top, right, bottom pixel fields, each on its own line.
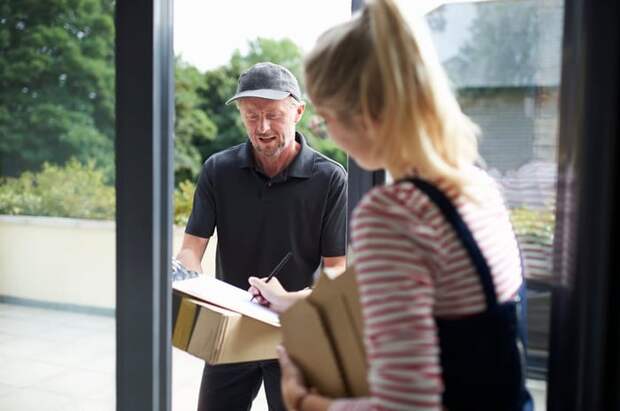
left=406, top=177, right=498, bottom=309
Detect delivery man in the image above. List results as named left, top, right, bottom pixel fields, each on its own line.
left=175, top=62, right=347, bottom=411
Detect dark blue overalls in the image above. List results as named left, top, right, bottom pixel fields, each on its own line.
left=408, top=178, right=533, bottom=411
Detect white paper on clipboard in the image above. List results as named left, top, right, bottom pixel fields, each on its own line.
left=173, top=276, right=280, bottom=327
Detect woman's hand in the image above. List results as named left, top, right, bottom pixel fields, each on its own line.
left=278, top=346, right=334, bottom=411
left=277, top=345, right=310, bottom=410
left=248, top=276, right=298, bottom=313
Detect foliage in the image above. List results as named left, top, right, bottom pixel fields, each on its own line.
left=1, top=0, right=344, bottom=190
left=0, top=0, right=115, bottom=179
left=173, top=179, right=195, bottom=226
left=174, top=59, right=217, bottom=183
left=301, top=105, right=348, bottom=167
left=510, top=207, right=555, bottom=245
left=0, top=159, right=198, bottom=225
left=1, top=0, right=345, bottom=184
left=0, top=158, right=115, bottom=219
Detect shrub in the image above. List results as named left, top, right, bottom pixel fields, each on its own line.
left=0, top=159, right=115, bottom=220
left=510, top=207, right=555, bottom=282
left=510, top=207, right=555, bottom=245
left=0, top=160, right=199, bottom=225
left=174, top=180, right=195, bottom=226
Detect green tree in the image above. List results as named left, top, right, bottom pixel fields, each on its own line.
left=230, top=37, right=304, bottom=86
left=175, top=58, right=217, bottom=183
left=442, top=3, right=538, bottom=88
left=0, top=0, right=115, bottom=179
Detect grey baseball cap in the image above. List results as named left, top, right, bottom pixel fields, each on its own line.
left=225, top=62, right=302, bottom=105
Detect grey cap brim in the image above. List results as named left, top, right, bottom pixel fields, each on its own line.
left=225, top=89, right=291, bottom=105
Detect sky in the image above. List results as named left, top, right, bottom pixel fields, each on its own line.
left=173, top=0, right=451, bottom=72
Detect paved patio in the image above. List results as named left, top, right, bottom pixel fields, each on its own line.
left=0, top=303, right=268, bottom=411
left=0, top=302, right=545, bottom=410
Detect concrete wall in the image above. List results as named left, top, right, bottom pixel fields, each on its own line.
left=0, top=215, right=216, bottom=310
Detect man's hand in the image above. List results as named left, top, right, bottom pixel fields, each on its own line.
left=171, top=258, right=200, bottom=282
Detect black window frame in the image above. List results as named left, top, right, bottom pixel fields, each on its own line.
left=547, top=1, right=620, bottom=409
left=115, top=0, right=174, bottom=410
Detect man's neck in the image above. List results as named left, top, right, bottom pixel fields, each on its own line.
left=254, top=140, right=301, bottom=178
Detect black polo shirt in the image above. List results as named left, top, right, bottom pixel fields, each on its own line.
left=186, top=133, right=347, bottom=291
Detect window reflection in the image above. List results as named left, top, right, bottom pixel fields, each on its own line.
left=424, top=0, right=564, bottom=408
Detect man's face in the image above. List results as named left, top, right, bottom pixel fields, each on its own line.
left=238, top=97, right=304, bottom=159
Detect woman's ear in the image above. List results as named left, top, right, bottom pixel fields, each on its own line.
left=359, top=112, right=380, bottom=138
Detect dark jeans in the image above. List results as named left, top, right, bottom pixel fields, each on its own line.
left=196, top=360, right=285, bottom=411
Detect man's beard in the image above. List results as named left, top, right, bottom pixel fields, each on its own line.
left=254, top=136, right=286, bottom=157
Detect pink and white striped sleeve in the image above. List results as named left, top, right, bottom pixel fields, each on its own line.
left=329, top=187, right=443, bottom=411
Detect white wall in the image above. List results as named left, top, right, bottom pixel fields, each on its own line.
left=0, top=215, right=216, bottom=310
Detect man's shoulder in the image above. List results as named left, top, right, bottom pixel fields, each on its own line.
left=203, top=142, right=247, bottom=170
left=307, top=146, right=347, bottom=181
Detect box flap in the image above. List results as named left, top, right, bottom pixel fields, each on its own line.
left=281, top=300, right=348, bottom=398
left=331, top=268, right=365, bottom=346
left=173, top=296, right=281, bottom=365
left=308, top=268, right=369, bottom=396
left=187, top=303, right=233, bottom=363
left=172, top=297, right=200, bottom=350
left=218, top=315, right=282, bottom=363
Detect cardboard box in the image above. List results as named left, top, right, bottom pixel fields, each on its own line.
left=280, top=267, right=369, bottom=398
left=172, top=288, right=281, bottom=364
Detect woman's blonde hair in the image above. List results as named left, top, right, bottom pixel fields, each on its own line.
left=304, top=0, right=481, bottom=194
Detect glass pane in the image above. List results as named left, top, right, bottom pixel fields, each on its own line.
left=420, top=0, right=564, bottom=409
left=172, top=1, right=350, bottom=409
left=0, top=1, right=116, bottom=410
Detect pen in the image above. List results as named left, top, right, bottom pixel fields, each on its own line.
left=250, top=251, right=292, bottom=302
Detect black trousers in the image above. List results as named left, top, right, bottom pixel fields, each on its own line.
left=196, top=360, right=285, bottom=411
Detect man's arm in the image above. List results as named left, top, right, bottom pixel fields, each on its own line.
left=320, top=165, right=348, bottom=277
left=323, top=255, right=347, bottom=277
left=176, top=233, right=209, bottom=273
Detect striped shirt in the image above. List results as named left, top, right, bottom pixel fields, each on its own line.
left=330, top=168, right=523, bottom=411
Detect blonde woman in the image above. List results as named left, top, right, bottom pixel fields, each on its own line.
left=249, top=0, right=533, bottom=409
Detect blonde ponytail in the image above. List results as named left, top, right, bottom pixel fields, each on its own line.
left=305, top=0, right=481, bottom=196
